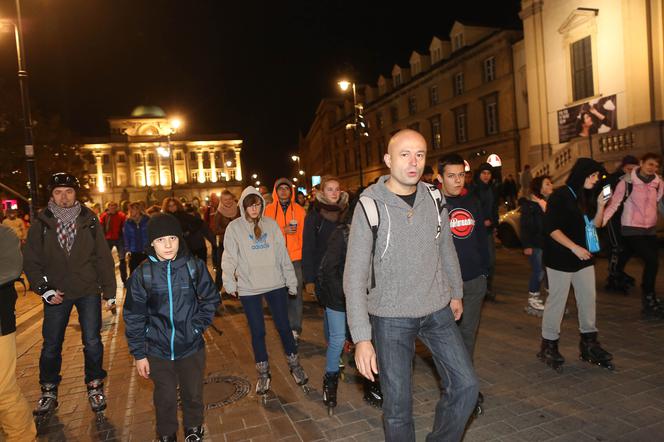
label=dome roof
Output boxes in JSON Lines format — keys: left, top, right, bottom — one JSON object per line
{"left": 130, "top": 105, "right": 166, "bottom": 118}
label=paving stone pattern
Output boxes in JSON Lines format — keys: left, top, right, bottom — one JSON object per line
{"left": 6, "top": 246, "right": 664, "bottom": 441}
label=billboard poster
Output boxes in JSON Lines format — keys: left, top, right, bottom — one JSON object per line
{"left": 557, "top": 94, "right": 617, "bottom": 144}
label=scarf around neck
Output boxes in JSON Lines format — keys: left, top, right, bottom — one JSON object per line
{"left": 48, "top": 200, "right": 81, "bottom": 254}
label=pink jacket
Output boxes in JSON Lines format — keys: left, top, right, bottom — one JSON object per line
{"left": 603, "top": 169, "right": 663, "bottom": 229}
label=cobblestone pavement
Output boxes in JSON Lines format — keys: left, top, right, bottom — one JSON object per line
{"left": 6, "top": 246, "right": 664, "bottom": 441}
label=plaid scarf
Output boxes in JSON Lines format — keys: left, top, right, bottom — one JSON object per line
{"left": 48, "top": 200, "right": 81, "bottom": 254}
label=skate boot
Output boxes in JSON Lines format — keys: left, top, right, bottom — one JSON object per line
{"left": 33, "top": 382, "right": 58, "bottom": 429}
{"left": 286, "top": 353, "right": 309, "bottom": 392}
{"left": 255, "top": 361, "right": 272, "bottom": 403}
{"left": 363, "top": 378, "right": 383, "bottom": 408}
{"left": 605, "top": 275, "right": 630, "bottom": 294}
{"left": 537, "top": 338, "right": 565, "bottom": 373}
{"left": 642, "top": 294, "right": 664, "bottom": 320}
{"left": 87, "top": 379, "right": 107, "bottom": 421}
{"left": 323, "top": 372, "right": 339, "bottom": 415}
{"left": 184, "top": 425, "right": 204, "bottom": 441}
{"left": 579, "top": 332, "right": 614, "bottom": 370}
{"left": 524, "top": 292, "right": 544, "bottom": 316}
{"left": 473, "top": 391, "right": 484, "bottom": 417}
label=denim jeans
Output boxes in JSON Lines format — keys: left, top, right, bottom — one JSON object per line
{"left": 240, "top": 287, "right": 297, "bottom": 363}
{"left": 372, "top": 306, "right": 479, "bottom": 442}
{"left": 528, "top": 248, "right": 544, "bottom": 293}
{"left": 39, "top": 294, "right": 107, "bottom": 385}
{"left": 324, "top": 308, "right": 346, "bottom": 373}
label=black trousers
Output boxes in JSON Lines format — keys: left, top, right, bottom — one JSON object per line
{"left": 622, "top": 235, "right": 659, "bottom": 295}
{"left": 148, "top": 349, "right": 205, "bottom": 436}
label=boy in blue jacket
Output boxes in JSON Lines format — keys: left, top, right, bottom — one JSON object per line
{"left": 123, "top": 213, "right": 219, "bottom": 442}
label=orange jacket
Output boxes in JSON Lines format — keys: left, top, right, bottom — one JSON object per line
{"left": 264, "top": 180, "right": 306, "bottom": 261}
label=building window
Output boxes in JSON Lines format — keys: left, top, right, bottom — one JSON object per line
{"left": 88, "top": 176, "right": 97, "bottom": 186}
{"left": 394, "top": 73, "right": 402, "bottom": 87}
{"left": 390, "top": 106, "right": 399, "bottom": 124}
{"left": 484, "top": 94, "right": 499, "bottom": 135}
{"left": 483, "top": 57, "right": 496, "bottom": 82}
{"left": 408, "top": 122, "right": 420, "bottom": 132}
{"left": 453, "top": 33, "right": 464, "bottom": 51}
{"left": 378, "top": 137, "right": 386, "bottom": 159}
{"left": 175, "top": 151, "right": 183, "bottom": 161}
{"left": 571, "top": 36, "right": 594, "bottom": 101}
{"left": 376, "top": 112, "right": 384, "bottom": 129}
{"left": 104, "top": 175, "right": 112, "bottom": 188}
{"left": 117, "top": 153, "right": 126, "bottom": 163}
{"left": 429, "top": 115, "right": 442, "bottom": 150}
{"left": 191, "top": 171, "right": 198, "bottom": 182}
{"left": 117, "top": 173, "right": 126, "bottom": 186}
{"left": 134, "top": 172, "right": 144, "bottom": 187}
{"left": 454, "top": 106, "right": 467, "bottom": 143}
{"left": 429, "top": 85, "right": 439, "bottom": 106}
{"left": 134, "top": 153, "right": 141, "bottom": 163}
{"left": 204, "top": 170, "right": 211, "bottom": 182}
{"left": 214, "top": 151, "right": 220, "bottom": 160}
{"left": 190, "top": 151, "right": 197, "bottom": 161}
{"left": 102, "top": 154, "right": 110, "bottom": 165}
{"left": 365, "top": 142, "right": 372, "bottom": 166}
{"left": 453, "top": 72, "right": 464, "bottom": 96}
{"left": 432, "top": 47, "right": 441, "bottom": 63}
{"left": 147, "top": 153, "right": 155, "bottom": 163}
{"left": 408, "top": 95, "right": 417, "bottom": 115}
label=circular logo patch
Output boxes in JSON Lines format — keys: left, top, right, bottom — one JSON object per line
{"left": 449, "top": 208, "right": 476, "bottom": 239}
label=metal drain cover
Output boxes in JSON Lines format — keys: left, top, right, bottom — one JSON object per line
{"left": 204, "top": 374, "right": 251, "bottom": 410}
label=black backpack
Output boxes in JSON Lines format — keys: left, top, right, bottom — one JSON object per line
{"left": 140, "top": 256, "right": 200, "bottom": 297}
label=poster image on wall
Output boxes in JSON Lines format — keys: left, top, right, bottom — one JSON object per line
{"left": 557, "top": 95, "right": 617, "bottom": 144}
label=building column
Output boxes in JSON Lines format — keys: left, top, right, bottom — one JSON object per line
{"left": 95, "top": 153, "right": 105, "bottom": 192}
{"left": 197, "top": 151, "right": 205, "bottom": 183}
{"left": 210, "top": 149, "right": 218, "bottom": 183}
{"left": 155, "top": 146, "right": 163, "bottom": 186}
{"left": 234, "top": 149, "right": 242, "bottom": 181}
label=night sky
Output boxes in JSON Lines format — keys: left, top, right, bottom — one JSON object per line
{"left": 0, "top": 0, "right": 521, "bottom": 186}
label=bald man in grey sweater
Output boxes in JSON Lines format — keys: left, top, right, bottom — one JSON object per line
{"left": 343, "top": 130, "right": 478, "bottom": 442}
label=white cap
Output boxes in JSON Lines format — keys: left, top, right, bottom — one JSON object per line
{"left": 487, "top": 154, "right": 502, "bottom": 168}
{"left": 463, "top": 160, "right": 471, "bottom": 172}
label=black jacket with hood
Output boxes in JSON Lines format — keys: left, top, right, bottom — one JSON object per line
{"left": 123, "top": 233, "right": 220, "bottom": 361}
{"left": 544, "top": 158, "right": 603, "bottom": 272}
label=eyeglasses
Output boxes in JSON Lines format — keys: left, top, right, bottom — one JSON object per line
{"left": 247, "top": 203, "right": 262, "bottom": 210}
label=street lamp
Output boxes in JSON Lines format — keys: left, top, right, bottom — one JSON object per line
{"left": 1, "top": 0, "right": 38, "bottom": 217}
{"left": 164, "top": 117, "right": 183, "bottom": 197}
{"left": 338, "top": 79, "right": 367, "bottom": 187}
{"left": 251, "top": 173, "right": 258, "bottom": 180}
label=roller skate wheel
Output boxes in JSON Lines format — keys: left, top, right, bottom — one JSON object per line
{"left": 261, "top": 394, "right": 268, "bottom": 405}
{"left": 327, "top": 406, "right": 334, "bottom": 416}
{"left": 474, "top": 404, "right": 483, "bottom": 416}
{"left": 301, "top": 385, "right": 312, "bottom": 394}
{"left": 95, "top": 412, "right": 106, "bottom": 424}
{"left": 554, "top": 364, "right": 564, "bottom": 374}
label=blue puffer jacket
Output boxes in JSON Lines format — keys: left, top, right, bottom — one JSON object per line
{"left": 123, "top": 215, "right": 150, "bottom": 253}
{"left": 123, "top": 250, "right": 220, "bottom": 361}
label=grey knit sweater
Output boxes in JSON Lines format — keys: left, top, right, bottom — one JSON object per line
{"left": 343, "top": 176, "right": 463, "bottom": 343}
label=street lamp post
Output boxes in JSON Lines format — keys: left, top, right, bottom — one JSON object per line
{"left": 166, "top": 118, "right": 181, "bottom": 197}
{"left": 1, "top": 0, "right": 38, "bottom": 217}
{"left": 338, "top": 80, "right": 366, "bottom": 188}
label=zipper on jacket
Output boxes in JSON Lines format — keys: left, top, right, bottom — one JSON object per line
{"left": 167, "top": 260, "right": 175, "bottom": 360}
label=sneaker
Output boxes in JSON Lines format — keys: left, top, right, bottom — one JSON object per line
{"left": 528, "top": 292, "right": 544, "bottom": 311}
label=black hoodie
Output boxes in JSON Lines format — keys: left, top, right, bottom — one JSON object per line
{"left": 544, "top": 158, "right": 603, "bottom": 272}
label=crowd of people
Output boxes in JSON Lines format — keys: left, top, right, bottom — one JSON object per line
{"left": 0, "top": 129, "right": 663, "bottom": 442}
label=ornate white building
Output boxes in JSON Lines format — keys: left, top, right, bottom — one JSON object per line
{"left": 81, "top": 106, "right": 244, "bottom": 205}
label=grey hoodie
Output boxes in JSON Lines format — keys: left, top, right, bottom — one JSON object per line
{"left": 222, "top": 186, "right": 298, "bottom": 297}
{"left": 343, "top": 176, "right": 463, "bottom": 343}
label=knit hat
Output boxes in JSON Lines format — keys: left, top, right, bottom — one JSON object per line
{"left": 477, "top": 162, "right": 493, "bottom": 174}
{"left": 620, "top": 155, "right": 639, "bottom": 168}
{"left": 147, "top": 213, "right": 183, "bottom": 244}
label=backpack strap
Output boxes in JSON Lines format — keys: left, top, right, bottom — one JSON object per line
{"left": 358, "top": 196, "right": 380, "bottom": 289}
{"left": 141, "top": 260, "right": 153, "bottom": 294}
{"left": 425, "top": 184, "right": 444, "bottom": 238}
{"left": 186, "top": 256, "right": 199, "bottom": 298}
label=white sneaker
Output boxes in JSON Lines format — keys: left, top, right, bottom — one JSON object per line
{"left": 528, "top": 292, "right": 544, "bottom": 311}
